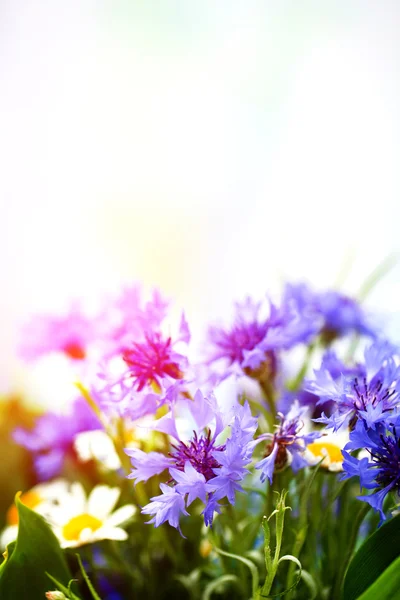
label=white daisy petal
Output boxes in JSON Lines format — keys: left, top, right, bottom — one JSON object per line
{"left": 106, "top": 504, "right": 136, "bottom": 527}
{"left": 87, "top": 486, "right": 120, "bottom": 520}
{"left": 68, "top": 482, "right": 87, "bottom": 514}
{"left": 0, "top": 525, "right": 18, "bottom": 549}
{"left": 97, "top": 526, "right": 128, "bottom": 541}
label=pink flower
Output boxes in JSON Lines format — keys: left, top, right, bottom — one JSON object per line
{"left": 19, "top": 303, "right": 95, "bottom": 361}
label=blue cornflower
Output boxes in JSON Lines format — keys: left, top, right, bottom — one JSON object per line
{"left": 283, "top": 282, "right": 379, "bottom": 341}
{"left": 126, "top": 391, "right": 258, "bottom": 531}
{"left": 342, "top": 416, "right": 400, "bottom": 522}
{"left": 280, "top": 349, "right": 362, "bottom": 418}
{"left": 307, "top": 341, "right": 400, "bottom": 431}
{"left": 254, "top": 402, "right": 321, "bottom": 484}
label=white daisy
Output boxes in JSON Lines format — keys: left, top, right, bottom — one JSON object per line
{"left": 47, "top": 483, "right": 136, "bottom": 548}
{"left": 305, "top": 430, "right": 349, "bottom": 472}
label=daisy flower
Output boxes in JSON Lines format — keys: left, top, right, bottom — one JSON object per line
{"left": 304, "top": 430, "right": 349, "bottom": 472}
{"left": 47, "top": 483, "right": 136, "bottom": 548}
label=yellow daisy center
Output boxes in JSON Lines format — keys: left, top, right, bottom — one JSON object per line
{"left": 307, "top": 441, "right": 343, "bottom": 465}
{"left": 62, "top": 513, "right": 103, "bottom": 541}
{"left": 7, "top": 491, "right": 42, "bottom": 526}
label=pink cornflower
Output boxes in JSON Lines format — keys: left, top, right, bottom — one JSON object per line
{"left": 19, "top": 303, "right": 95, "bottom": 361}
{"left": 94, "top": 313, "right": 191, "bottom": 420}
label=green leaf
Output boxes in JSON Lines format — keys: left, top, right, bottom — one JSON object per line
{"left": 0, "top": 493, "right": 71, "bottom": 600}
{"left": 202, "top": 575, "right": 242, "bottom": 600}
{"left": 355, "top": 555, "right": 400, "bottom": 600}
{"left": 214, "top": 546, "right": 259, "bottom": 598}
{"left": 342, "top": 513, "right": 400, "bottom": 600}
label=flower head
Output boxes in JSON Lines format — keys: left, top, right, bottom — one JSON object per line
{"left": 255, "top": 402, "right": 321, "bottom": 484}
{"left": 207, "top": 295, "right": 315, "bottom": 383}
{"left": 94, "top": 311, "right": 190, "bottom": 421}
{"left": 342, "top": 416, "right": 400, "bottom": 522}
{"left": 19, "top": 303, "right": 96, "bottom": 362}
{"left": 126, "top": 391, "right": 258, "bottom": 530}
{"left": 307, "top": 341, "right": 400, "bottom": 431}
{"left": 304, "top": 429, "right": 349, "bottom": 472}
{"left": 48, "top": 483, "right": 136, "bottom": 548}
{"left": 283, "top": 283, "right": 379, "bottom": 341}
{"left": 122, "top": 332, "right": 186, "bottom": 393}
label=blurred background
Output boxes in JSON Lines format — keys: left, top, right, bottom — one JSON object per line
{"left": 1, "top": 1, "right": 400, "bottom": 405}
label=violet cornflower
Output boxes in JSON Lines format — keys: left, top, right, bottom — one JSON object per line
{"left": 13, "top": 397, "right": 101, "bottom": 480}
{"left": 254, "top": 402, "right": 321, "bottom": 484}
{"left": 342, "top": 415, "right": 400, "bottom": 522}
{"left": 126, "top": 390, "right": 258, "bottom": 531}
{"left": 307, "top": 341, "right": 400, "bottom": 431}
{"left": 206, "top": 295, "right": 315, "bottom": 383}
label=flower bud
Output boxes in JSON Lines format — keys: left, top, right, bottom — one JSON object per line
{"left": 45, "top": 591, "right": 66, "bottom": 600}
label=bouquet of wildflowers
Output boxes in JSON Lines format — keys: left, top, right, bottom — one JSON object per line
{"left": 1, "top": 274, "right": 400, "bottom": 600}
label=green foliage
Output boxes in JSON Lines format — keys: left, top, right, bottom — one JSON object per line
{"left": 355, "top": 555, "right": 400, "bottom": 600}
{"left": 342, "top": 513, "right": 400, "bottom": 600}
{"left": 0, "top": 494, "right": 71, "bottom": 600}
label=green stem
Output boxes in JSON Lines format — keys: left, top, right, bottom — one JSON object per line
{"left": 260, "top": 491, "right": 290, "bottom": 597}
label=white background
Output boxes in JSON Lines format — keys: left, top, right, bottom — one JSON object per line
{"left": 1, "top": 1, "right": 399, "bottom": 404}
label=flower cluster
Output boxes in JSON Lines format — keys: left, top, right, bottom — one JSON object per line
{"left": 6, "top": 277, "right": 397, "bottom": 600}
{"left": 307, "top": 341, "right": 400, "bottom": 431}
{"left": 306, "top": 338, "right": 400, "bottom": 521}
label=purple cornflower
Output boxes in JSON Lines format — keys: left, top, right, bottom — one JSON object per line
{"left": 254, "top": 402, "right": 321, "bottom": 484}
{"left": 307, "top": 341, "right": 400, "bottom": 431}
{"left": 283, "top": 282, "right": 379, "bottom": 341}
{"left": 206, "top": 295, "right": 315, "bottom": 383}
{"left": 342, "top": 415, "right": 400, "bottom": 522}
{"left": 126, "top": 391, "right": 258, "bottom": 531}
{"left": 13, "top": 397, "right": 102, "bottom": 480}
{"left": 122, "top": 332, "right": 186, "bottom": 393}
